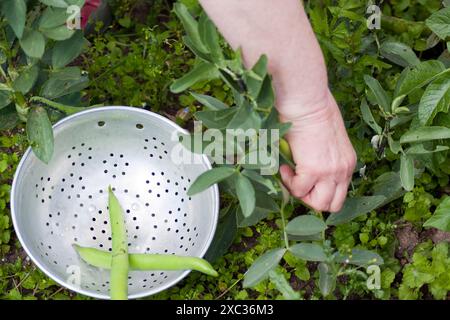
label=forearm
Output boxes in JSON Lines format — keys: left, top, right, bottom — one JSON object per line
{"left": 199, "top": 0, "right": 330, "bottom": 119}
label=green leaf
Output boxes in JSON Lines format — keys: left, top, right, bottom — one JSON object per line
{"left": 237, "top": 191, "right": 279, "bottom": 227}
{"left": 198, "top": 12, "right": 222, "bottom": 60}
{"left": 170, "top": 62, "right": 218, "bottom": 93}
{"left": 188, "top": 167, "right": 235, "bottom": 195}
{"left": 39, "top": 0, "right": 68, "bottom": 8}
{"left": 334, "top": 249, "right": 384, "bottom": 266}
{"left": 26, "top": 107, "right": 54, "bottom": 164}
{"left": 256, "top": 75, "right": 275, "bottom": 109}
{"left": 41, "top": 26, "right": 75, "bottom": 41}
{"left": 244, "top": 55, "right": 268, "bottom": 99}
{"left": 41, "top": 68, "right": 89, "bottom": 99}
{"left": 52, "top": 31, "right": 86, "bottom": 68}
{"left": 290, "top": 243, "right": 327, "bottom": 262}
{"left": 243, "top": 248, "right": 286, "bottom": 288}
{"left": 326, "top": 196, "right": 386, "bottom": 226}
{"left": 426, "top": 7, "right": 450, "bottom": 40}
{"left": 286, "top": 215, "right": 327, "bottom": 236}
{"left": 204, "top": 207, "right": 237, "bottom": 263}
{"left": 400, "top": 126, "right": 450, "bottom": 144}
{"left": 400, "top": 154, "right": 415, "bottom": 191}
{"left": 364, "top": 75, "right": 391, "bottom": 113}
{"left": 318, "top": 262, "right": 335, "bottom": 297}
{"left": 19, "top": 30, "right": 46, "bottom": 59}
{"left": 360, "top": 98, "right": 382, "bottom": 134}
{"left": 0, "top": 106, "right": 18, "bottom": 130}
{"left": 173, "top": 3, "right": 209, "bottom": 55}
{"left": 190, "top": 92, "right": 228, "bottom": 110}
{"left": 393, "top": 60, "right": 448, "bottom": 109}
{"left": 380, "top": 41, "right": 420, "bottom": 67}
{"left": 227, "top": 102, "right": 262, "bottom": 130}
{"left": 241, "top": 169, "right": 277, "bottom": 194}
{"left": 418, "top": 76, "right": 450, "bottom": 125}
{"left": 268, "top": 269, "right": 300, "bottom": 300}
{"left": 0, "top": 91, "right": 12, "bottom": 109}
{"left": 39, "top": 7, "right": 68, "bottom": 29}
{"left": 2, "top": 0, "right": 26, "bottom": 39}
{"left": 235, "top": 174, "right": 255, "bottom": 218}
{"left": 406, "top": 144, "right": 449, "bottom": 154}
{"left": 13, "top": 65, "right": 39, "bottom": 94}
{"left": 424, "top": 196, "right": 450, "bottom": 232}
{"left": 194, "top": 108, "right": 236, "bottom": 129}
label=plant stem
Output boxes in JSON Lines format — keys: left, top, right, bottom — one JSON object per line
{"left": 280, "top": 203, "right": 290, "bottom": 250}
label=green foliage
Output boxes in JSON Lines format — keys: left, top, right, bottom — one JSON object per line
{"left": 399, "top": 241, "right": 450, "bottom": 300}
{"left": 0, "top": 1, "right": 89, "bottom": 163}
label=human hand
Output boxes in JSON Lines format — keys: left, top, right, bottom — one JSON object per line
{"left": 279, "top": 92, "right": 357, "bottom": 213}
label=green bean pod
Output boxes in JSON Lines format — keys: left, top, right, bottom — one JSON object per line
{"left": 108, "top": 187, "right": 129, "bottom": 300}
{"left": 74, "top": 245, "right": 218, "bottom": 277}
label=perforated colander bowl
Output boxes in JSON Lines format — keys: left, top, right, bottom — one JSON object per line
{"left": 11, "top": 106, "right": 219, "bottom": 299}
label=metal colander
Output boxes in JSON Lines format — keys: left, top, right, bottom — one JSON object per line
{"left": 11, "top": 106, "right": 219, "bottom": 299}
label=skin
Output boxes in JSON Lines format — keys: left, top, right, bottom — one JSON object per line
{"left": 199, "top": 0, "right": 357, "bottom": 212}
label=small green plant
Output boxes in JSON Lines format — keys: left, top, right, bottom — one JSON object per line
{"left": 399, "top": 241, "right": 450, "bottom": 300}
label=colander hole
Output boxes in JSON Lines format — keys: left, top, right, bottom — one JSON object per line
{"left": 98, "top": 121, "right": 105, "bottom": 127}
{"left": 136, "top": 124, "right": 144, "bottom": 129}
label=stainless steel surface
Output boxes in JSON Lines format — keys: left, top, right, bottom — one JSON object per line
{"left": 11, "top": 106, "right": 219, "bottom": 299}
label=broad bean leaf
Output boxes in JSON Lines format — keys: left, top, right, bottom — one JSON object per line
{"left": 39, "top": 0, "right": 68, "bottom": 8}
{"left": 194, "top": 108, "right": 236, "bottom": 129}
{"left": 235, "top": 174, "right": 255, "bottom": 218}
{"left": 170, "top": 61, "right": 218, "bottom": 93}
{"left": 26, "top": 107, "right": 54, "bottom": 164}
{"left": 173, "top": 3, "right": 209, "bottom": 55}
{"left": 237, "top": 190, "right": 279, "bottom": 227}
{"left": 19, "top": 30, "right": 45, "bottom": 59}
{"left": 372, "top": 171, "right": 405, "bottom": 205}
{"left": 243, "top": 248, "right": 286, "bottom": 288}
{"left": 198, "top": 12, "right": 222, "bottom": 60}
{"left": 326, "top": 196, "right": 386, "bottom": 225}
{"left": 187, "top": 167, "right": 235, "bottom": 195}
{"left": 2, "top": 0, "right": 26, "bottom": 39}
{"left": 52, "top": 31, "right": 87, "bottom": 68}
{"left": 406, "top": 144, "right": 449, "bottom": 154}
{"left": 268, "top": 269, "right": 301, "bottom": 300}
{"left": 400, "top": 154, "right": 415, "bottom": 191}
{"left": 286, "top": 215, "right": 327, "bottom": 236}
{"left": 290, "top": 243, "right": 327, "bottom": 262}
{"left": 0, "top": 91, "right": 12, "bottom": 109}
{"left": 334, "top": 249, "right": 384, "bottom": 266}
{"left": 318, "top": 262, "right": 335, "bottom": 297}
{"left": 13, "top": 65, "right": 39, "bottom": 94}
{"left": 190, "top": 92, "right": 228, "bottom": 110}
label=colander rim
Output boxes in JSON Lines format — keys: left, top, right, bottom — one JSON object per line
{"left": 10, "top": 106, "right": 220, "bottom": 300}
